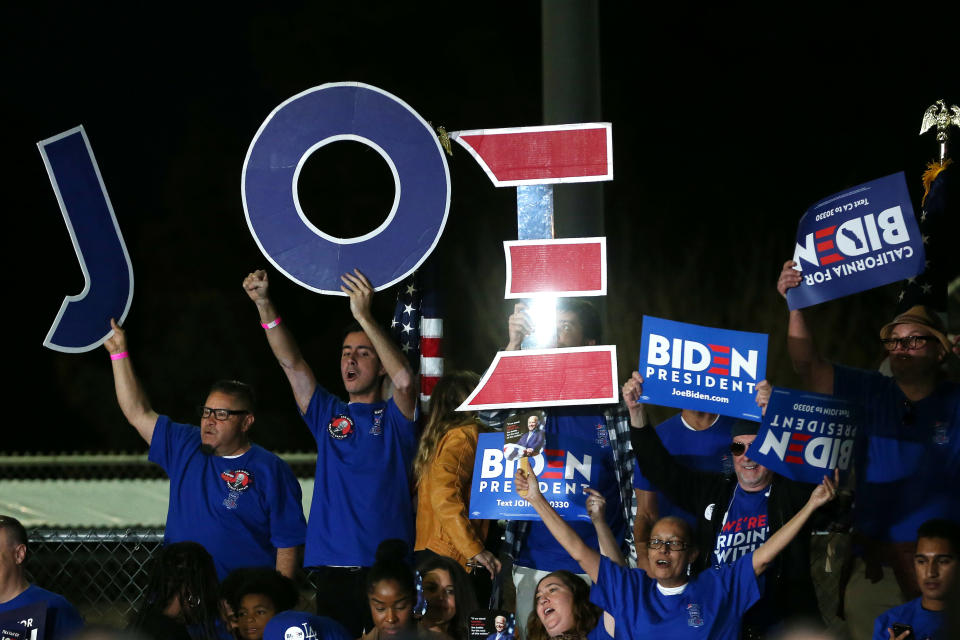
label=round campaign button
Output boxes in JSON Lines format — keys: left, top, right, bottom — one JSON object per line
{"left": 328, "top": 415, "right": 355, "bottom": 440}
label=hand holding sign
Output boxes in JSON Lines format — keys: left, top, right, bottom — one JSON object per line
{"left": 777, "top": 261, "right": 802, "bottom": 299}
{"left": 507, "top": 302, "right": 534, "bottom": 350}
{"left": 514, "top": 465, "right": 541, "bottom": 502}
{"left": 755, "top": 380, "right": 772, "bottom": 416}
{"left": 807, "top": 468, "right": 839, "bottom": 511}
{"left": 621, "top": 371, "right": 647, "bottom": 428}
{"left": 340, "top": 269, "right": 376, "bottom": 322}
{"left": 104, "top": 318, "right": 127, "bottom": 356}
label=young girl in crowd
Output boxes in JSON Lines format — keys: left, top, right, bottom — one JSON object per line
{"left": 221, "top": 567, "right": 299, "bottom": 640}
{"left": 417, "top": 555, "right": 478, "bottom": 640}
{"left": 413, "top": 371, "right": 500, "bottom": 585}
{"left": 361, "top": 540, "right": 427, "bottom": 640}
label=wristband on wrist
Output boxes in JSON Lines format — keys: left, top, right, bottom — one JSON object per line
{"left": 110, "top": 351, "right": 129, "bottom": 361}
{"left": 261, "top": 317, "right": 282, "bottom": 330}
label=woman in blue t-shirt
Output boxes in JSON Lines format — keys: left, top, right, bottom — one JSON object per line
{"left": 514, "top": 467, "right": 837, "bottom": 640}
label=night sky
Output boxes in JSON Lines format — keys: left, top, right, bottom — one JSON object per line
{"left": 5, "top": 4, "right": 955, "bottom": 454}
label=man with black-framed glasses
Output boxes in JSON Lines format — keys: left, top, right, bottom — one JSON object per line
{"left": 103, "top": 319, "right": 306, "bottom": 580}
{"left": 778, "top": 262, "right": 959, "bottom": 640}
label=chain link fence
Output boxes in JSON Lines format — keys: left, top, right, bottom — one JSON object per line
{"left": 25, "top": 528, "right": 165, "bottom": 627}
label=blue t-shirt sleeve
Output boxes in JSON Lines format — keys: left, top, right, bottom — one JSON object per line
{"left": 385, "top": 396, "right": 418, "bottom": 455}
{"left": 147, "top": 416, "right": 196, "bottom": 475}
{"left": 632, "top": 466, "right": 654, "bottom": 491}
{"left": 302, "top": 385, "right": 341, "bottom": 440}
{"left": 872, "top": 611, "right": 891, "bottom": 640}
{"left": 724, "top": 551, "right": 763, "bottom": 617}
{"left": 268, "top": 457, "right": 307, "bottom": 549}
{"left": 590, "top": 556, "right": 643, "bottom": 626}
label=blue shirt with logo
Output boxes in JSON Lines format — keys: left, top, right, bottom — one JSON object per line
{"left": 633, "top": 414, "right": 734, "bottom": 529}
{"left": 834, "top": 366, "right": 960, "bottom": 542}
{"left": 591, "top": 553, "right": 761, "bottom": 640}
{"left": 0, "top": 585, "right": 84, "bottom": 640}
{"left": 873, "top": 598, "right": 945, "bottom": 640}
{"left": 516, "top": 407, "right": 625, "bottom": 573}
{"left": 302, "top": 386, "right": 417, "bottom": 567}
{"left": 149, "top": 417, "right": 307, "bottom": 579}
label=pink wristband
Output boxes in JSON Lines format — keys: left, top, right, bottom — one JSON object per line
{"left": 110, "top": 351, "right": 129, "bottom": 361}
{"left": 261, "top": 317, "right": 282, "bottom": 330}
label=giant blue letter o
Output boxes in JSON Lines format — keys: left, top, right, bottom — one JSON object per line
{"left": 242, "top": 82, "right": 451, "bottom": 294}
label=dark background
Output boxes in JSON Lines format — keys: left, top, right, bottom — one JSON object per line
{"left": 4, "top": 4, "right": 955, "bottom": 453}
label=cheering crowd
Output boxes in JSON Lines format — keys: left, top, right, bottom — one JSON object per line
{"left": 1, "top": 263, "right": 957, "bottom": 640}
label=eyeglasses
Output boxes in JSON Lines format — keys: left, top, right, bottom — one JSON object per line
{"left": 881, "top": 335, "right": 936, "bottom": 351}
{"left": 730, "top": 441, "right": 751, "bottom": 456}
{"left": 648, "top": 538, "right": 689, "bottom": 551}
{"left": 199, "top": 406, "right": 249, "bottom": 421}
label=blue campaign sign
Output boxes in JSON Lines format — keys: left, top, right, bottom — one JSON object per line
{"left": 38, "top": 126, "right": 133, "bottom": 353}
{"left": 750, "top": 387, "right": 860, "bottom": 484}
{"left": 0, "top": 600, "right": 47, "bottom": 639}
{"left": 786, "top": 172, "right": 925, "bottom": 310}
{"left": 638, "top": 316, "right": 768, "bottom": 421}
{"left": 243, "top": 82, "right": 451, "bottom": 295}
{"left": 469, "top": 432, "right": 602, "bottom": 521}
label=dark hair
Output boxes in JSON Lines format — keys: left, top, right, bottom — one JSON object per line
{"left": 557, "top": 299, "right": 601, "bottom": 344}
{"left": 367, "top": 539, "right": 415, "bottom": 599}
{"left": 526, "top": 571, "right": 601, "bottom": 640}
{"left": 130, "top": 542, "right": 221, "bottom": 640}
{"left": 0, "top": 515, "right": 28, "bottom": 558}
{"left": 918, "top": 518, "right": 960, "bottom": 554}
{"left": 222, "top": 567, "right": 299, "bottom": 614}
{"left": 416, "top": 555, "right": 479, "bottom": 640}
{"left": 412, "top": 371, "right": 482, "bottom": 483}
{"left": 207, "top": 379, "right": 256, "bottom": 413}
{"left": 341, "top": 321, "right": 370, "bottom": 346}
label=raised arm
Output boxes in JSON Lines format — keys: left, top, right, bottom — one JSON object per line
{"left": 632, "top": 489, "right": 657, "bottom": 573}
{"left": 752, "top": 469, "right": 837, "bottom": 576}
{"left": 777, "top": 261, "right": 834, "bottom": 394}
{"left": 104, "top": 319, "right": 160, "bottom": 444}
{"left": 243, "top": 269, "right": 318, "bottom": 414}
{"left": 340, "top": 269, "right": 416, "bottom": 420}
{"left": 514, "top": 468, "right": 600, "bottom": 581}
{"left": 586, "top": 488, "right": 627, "bottom": 567}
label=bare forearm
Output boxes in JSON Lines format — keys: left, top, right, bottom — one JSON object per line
{"left": 255, "top": 299, "right": 316, "bottom": 412}
{"left": 786, "top": 309, "right": 833, "bottom": 394}
{"left": 354, "top": 311, "right": 416, "bottom": 416}
{"left": 593, "top": 515, "right": 626, "bottom": 567}
{"left": 275, "top": 546, "right": 300, "bottom": 578}
{"left": 112, "top": 357, "right": 158, "bottom": 443}
{"left": 527, "top": 493, "right": 600, "bottom": 581}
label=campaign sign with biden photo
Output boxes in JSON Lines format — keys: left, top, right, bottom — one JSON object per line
{"left": 749, "top": 387, "right": 861, "bottom": 484}
{"left": 786, "top": 172, "right": 925, "bottom": 310}
{"left": 638, "top": 316, "right": 768, "bottom": 421}
{"left": 469, "top": 432, "right": 605, "bottom": 521}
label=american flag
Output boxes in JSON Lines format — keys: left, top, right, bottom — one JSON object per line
{"left": 391, "top": 269, "right": 443, "bottom": 408}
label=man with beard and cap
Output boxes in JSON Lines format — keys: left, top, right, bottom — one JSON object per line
{"left": 778, "top": 263, "right": 960, "bottom": 640}
{"left": 623, "top": 373, "right": 825, "bottom": 639}
{"left": 103, "top": 320, "right": 306, "bottom": 580}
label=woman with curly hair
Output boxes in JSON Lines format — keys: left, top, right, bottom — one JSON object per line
{"left": 413, "top": 371, "right": 500, "bottom": 583}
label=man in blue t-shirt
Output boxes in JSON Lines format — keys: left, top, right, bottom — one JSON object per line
{"left": 104, "top": 322, "right": 306, "bottom": 581}
{"left": 779, "top": 263, "right": 959, "bottom": 640}
{"left": 0, "top": 515, "right": 84, "bottom": 640}
{"left": 244, "top": 268, "right": 418, "bottom": 638}
{"left": 632, "top": 410, "right": 734, "bottom": 557}
{"left": 873, "top": 519, "right": 958, "bottom": 640}
{"left": 493, "top": 299, "right": 635, "bottom": 636}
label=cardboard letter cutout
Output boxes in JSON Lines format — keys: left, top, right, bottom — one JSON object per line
{"left": 38, "top": 126, "right": 133, "bottom": 353}
{"left": 243, "top": 82, "right": 451, "bottom": 294}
